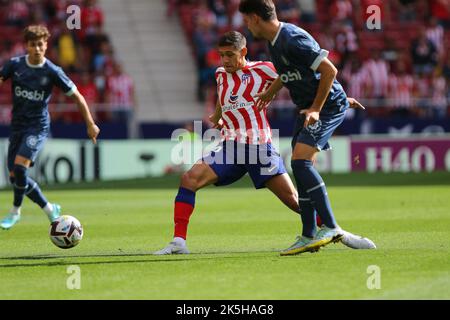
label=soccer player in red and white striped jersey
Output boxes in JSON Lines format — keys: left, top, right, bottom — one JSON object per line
{"left": 154, "top": 31, "right": 299, "bottom": 255}
{"left": 215, "top": 58, "right": 277, "bottom": 144}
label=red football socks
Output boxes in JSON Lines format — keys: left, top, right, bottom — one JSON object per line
{"left": 174, "top": 201, "right": 194, "bottom": 239}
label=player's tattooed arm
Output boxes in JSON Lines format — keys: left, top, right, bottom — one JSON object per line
{"left": 255, "top": 76, "right": 283, "bottom": 111}
{"left": 71, "top": 89, "right": 100, "bottom": 144}
{"left": 209, "top": 99, "right": 223, "bottom": 129}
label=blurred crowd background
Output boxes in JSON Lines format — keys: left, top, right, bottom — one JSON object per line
{"left": 0, "top": 0, "right": 134, "bottom": 126}
{"left": 1, "top": 0, "right": 450, "bottom": 138}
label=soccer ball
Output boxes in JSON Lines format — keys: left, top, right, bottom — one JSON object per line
{"left": 49, "top": 215, "right": 83, "bottom": 249}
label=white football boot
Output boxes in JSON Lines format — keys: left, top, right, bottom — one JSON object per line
{"left": 341, "top": 230, "right": 376, "bottom": 249}
{"left": 153, "top": 237, "right": 190, "bottom": 255}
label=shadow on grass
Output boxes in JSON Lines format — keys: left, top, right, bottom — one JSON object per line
{"left": 0, "top": 250, "right": 282, "bottom": 268}
{"left": 1, "top": 172, "right": 449, "bottom": 192}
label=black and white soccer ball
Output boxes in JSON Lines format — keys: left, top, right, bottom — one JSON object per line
{"left": 49, "top": 215, "right": 83, "bottom": 249}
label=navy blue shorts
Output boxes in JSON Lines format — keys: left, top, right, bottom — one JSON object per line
{"left": 202, "top": 140, "right": 287, "bottom": 189}
{"left": 8, "top": 130, "right": 48, "bottom": 171}
{"left": 292, "top": 109, "right": 347, "bottom": 151}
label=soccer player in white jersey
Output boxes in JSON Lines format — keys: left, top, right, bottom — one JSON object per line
{"left": 155, "top": 31, "right": 375, "bottom": 255}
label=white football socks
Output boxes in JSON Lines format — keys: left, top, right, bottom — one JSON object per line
{"left": 10, "top": 206, "right": 21, "bottom": 215}
{"left": 43, "top": 202, "right": 54, "bottom": 215}
{"left": 173, "top": 237, "right": 186, "bottom": 246}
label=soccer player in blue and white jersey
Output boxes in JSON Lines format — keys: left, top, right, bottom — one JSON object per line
{"left": 239, "top": 0, "right": 368, "bottom": 255}
{"left": 0, "top": 25, "right": 100, "bottom": 230}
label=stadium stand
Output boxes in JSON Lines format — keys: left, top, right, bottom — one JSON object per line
{"left": 0, "top": 0, "right": 138, "bottom": 138}
{"left": 1, "top": 0, "right": 450, "bottom": 138}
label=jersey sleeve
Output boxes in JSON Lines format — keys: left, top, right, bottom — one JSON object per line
{"left": 256, "top": 62, "right": 278, "bottom": 81}
{"left": 215, "top": 67, "right": 225, "bottom": 84}
{"left": 52, "top": 67, "right": 77, "bottom": 96}
{"left": 0, "top": 58, "right": 16, "bottom": 80}
{"left": 287, "top": 35, "right": 329, "bottom": 72}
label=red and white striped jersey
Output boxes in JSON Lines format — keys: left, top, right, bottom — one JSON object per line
{"left": 431, "top": 76, "right": 447, "bottom": 108}
{"left": 215, "top": 61, "right": 278, "bottom": 145}
{"left": 389, "top": 74, "right": 414, "bottom": 108}
{"left": 107, "top": 74, "right": 134, "bottom": 109}
{"left": 346, "top": 69, "right": 370, "bottom": 99}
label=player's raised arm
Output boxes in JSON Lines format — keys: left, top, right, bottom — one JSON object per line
{"left": 70, "top": 89, "right": 100, "bottom": 144}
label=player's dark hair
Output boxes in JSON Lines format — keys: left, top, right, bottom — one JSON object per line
{"left": 239, "top": 0, "right": 277, "bottom": 21}
{"left": 23, "top": 25, "right": 51, "bottom": 42}
{"left": 218, "top": 31, "right": 247, "bottom": 50}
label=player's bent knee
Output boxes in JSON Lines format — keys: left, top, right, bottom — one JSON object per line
{"left": 13, "top": 165, "right": 28, "bottom": 188}
{"left": 292, "top": 143, "right": 318, "bottom": 161}
{"left": 180, "top": 170, "right": 202, "bottom": 191}
{"left": 13, "top": 165, "right": 27, "bottom": 177}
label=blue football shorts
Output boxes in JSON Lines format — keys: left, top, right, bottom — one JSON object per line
{"left": 202, "top": 140, "right": 287, "bottom": 189}
{"left": 8, "top": 130, "right": 48, "bottom": 171}
{"left": 292, "top": 108, "right": 347, "bottom": 151}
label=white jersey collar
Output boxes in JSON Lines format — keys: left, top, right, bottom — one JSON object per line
{"left": 26, "top": 55, "right": 46, "bottom": 68}
{"left": 271, "top": 22, "right": 284, "bottom": 46}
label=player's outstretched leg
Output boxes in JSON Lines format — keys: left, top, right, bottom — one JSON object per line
{"left": 1, "top": 165, "right": 27, "bottom": 230}
{"left": 154, "top": 162, "right": 218, "bottom": 255}
{"left": 1, "top": 174, "right": 61, "bottom": 230}
{"left": 24, "top": 176, "right": 61, "bottom": 222}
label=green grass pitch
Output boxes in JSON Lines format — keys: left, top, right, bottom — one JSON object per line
{"left": 0, "top": 173, "right": 449, "bottom": 300}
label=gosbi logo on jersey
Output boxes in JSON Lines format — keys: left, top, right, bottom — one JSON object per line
{"left": 14, "top": 86, "right": 45, "bottom": 102}
{"left": 280, "top": 70, "right": 302, "bottom": 83}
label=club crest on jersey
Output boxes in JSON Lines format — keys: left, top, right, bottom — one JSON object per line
{"left": 241, "top": 73, "right": 251, "bottom": 85}
{"left": 40, "top": 77, "right": 49, "bottom": 86}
